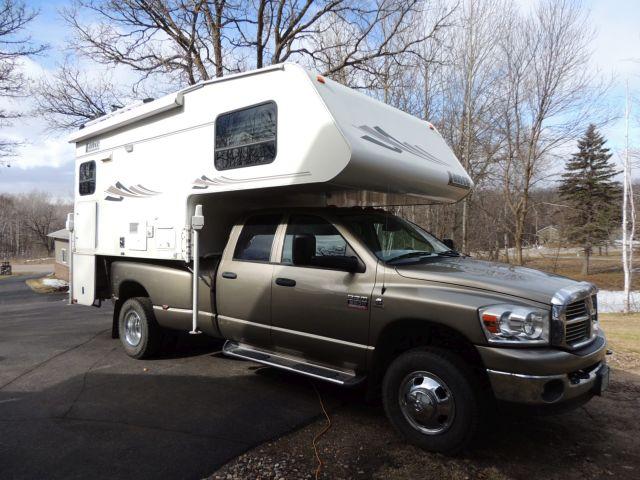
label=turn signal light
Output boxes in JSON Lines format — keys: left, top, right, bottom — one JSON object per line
{"left": 482, "top": 312, "right": 499, "bottom": 333}
{"left": 316, "top": 75, "right": 325, "bottom": 84}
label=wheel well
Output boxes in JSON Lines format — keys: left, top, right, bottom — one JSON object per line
{"left": 369, "top": 319, "right": 486, "bottom": 393}
{"left": 118, "top": 280, "right": 150, "bottom": 302}
{"left": 112, "top": 281, "right": 150, "bottom": 339}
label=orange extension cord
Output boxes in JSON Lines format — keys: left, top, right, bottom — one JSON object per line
{"left": 311, "top": 381, "right": 332, "bottom": 480}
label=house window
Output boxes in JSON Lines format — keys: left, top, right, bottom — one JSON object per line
{"left": 60, "top": 248, "right": 67, "bottom": 264}
{"left": 79, "top": 161, "right": 96, "bottom": 196}
{"left": 215, "top": 102, "right": 277, "bottom": 170}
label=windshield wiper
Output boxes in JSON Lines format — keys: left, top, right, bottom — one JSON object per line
{"left": 437, "top": 250, "right": 460, "bottom": 257}
{"left": 386, "top": 251, "right": 435, "bottom": 263}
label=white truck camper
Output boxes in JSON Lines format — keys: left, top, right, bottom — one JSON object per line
{"left": 68, "top": 63, "right": 472, "bottom": 308}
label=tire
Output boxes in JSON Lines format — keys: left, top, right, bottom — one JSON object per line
{"left": 382, "top": 347, "right": 479, "bottom": 454}
{"left": 118, "top": 297, "right": 162, "bottom": 359}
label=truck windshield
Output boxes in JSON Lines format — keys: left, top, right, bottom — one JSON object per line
{"left": 339, "top": 212, "right": 452, "bottom": 264}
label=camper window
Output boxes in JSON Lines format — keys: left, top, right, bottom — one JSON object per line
{"left": 215, "top": 101, "right": 277, "bottom": 170}
{"left": 79, "top": 160, "right": 96, "bottom": 196}
{"left": 233, "top": 214, "right": 281, "bottom": 262}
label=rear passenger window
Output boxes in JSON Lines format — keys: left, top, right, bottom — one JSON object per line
{"left": 79, "top": 161, "right": 96, "bottom": 196}
{"left": 215, "top": 102, "right": 277, "bottom": 171}
{"left": 234, "top": 214, "right": 281, "bottom": 262}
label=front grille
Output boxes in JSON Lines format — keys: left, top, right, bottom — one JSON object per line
{"left": 564, "top": 299, "right": 592, "bottom": 345}
{"left": 565, "top": 318, "right": 591, "bottom": 344}
{"left": 566, "top": 300, "right": 588, "bottom": 320}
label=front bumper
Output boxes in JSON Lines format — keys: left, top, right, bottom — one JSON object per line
{"left": 478, "top": 330, "right": 608, "bottom": 405}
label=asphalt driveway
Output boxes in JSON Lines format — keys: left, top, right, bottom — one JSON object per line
{"left": 0, "top": 275, "right": 330, "bottom": 480}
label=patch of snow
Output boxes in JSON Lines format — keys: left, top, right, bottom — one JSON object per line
{"left": 42, "top": 278, "right": 68, "bottom": 288}
{"left": 597, "top": 290, "right": 640, "bottom": 313}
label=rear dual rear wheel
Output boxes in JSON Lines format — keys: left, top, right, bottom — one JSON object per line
{"left": 118, "top": 297, "right": 162, "bottom": 359}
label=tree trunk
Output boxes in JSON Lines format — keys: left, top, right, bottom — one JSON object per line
{"left": 582, "top": 246, "right": 590, "bottom": 275}
{"left": 461, "top": 197, "right": 469, "bottom": 253}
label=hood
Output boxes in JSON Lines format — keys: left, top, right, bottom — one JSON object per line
{"left": 396, "top": 257, "right": 580, "bottom": 305}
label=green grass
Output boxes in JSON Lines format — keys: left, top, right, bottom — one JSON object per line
{"left": 600, "top": 313, "right": 640, "bottom": 374}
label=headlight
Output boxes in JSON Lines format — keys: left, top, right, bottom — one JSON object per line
{"left": 479, "top": 304, "right": 550, "bottom": 344}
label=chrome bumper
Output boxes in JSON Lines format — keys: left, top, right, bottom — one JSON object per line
{"left": 487, "top": 361, "right": 609, "bottom": 405}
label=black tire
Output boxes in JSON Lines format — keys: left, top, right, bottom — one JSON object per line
{"left": 118, "top": 297, "right": 162, "bottom": 359}
{"left": 382, "top": 347, "right": 479, "bottom": 454}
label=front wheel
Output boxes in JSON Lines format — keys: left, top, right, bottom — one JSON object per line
{"left": 382, "top": 347, "right": 479, "bottom": 454}
{"left": 118, "top": 297, "right": 162, "bottom": 359}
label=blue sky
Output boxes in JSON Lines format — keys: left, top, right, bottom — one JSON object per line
{"left": 0, "top": 0, "right": 638, "bottom": 199}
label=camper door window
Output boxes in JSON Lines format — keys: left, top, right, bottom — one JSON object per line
{"left": 215, "top": 101, "right": 277, "bottom": 170}
{"left": 79, "top": 160, "right": 96, "bottom": 196}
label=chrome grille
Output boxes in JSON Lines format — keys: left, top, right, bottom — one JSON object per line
{"left": 565, "top": 300, "right": 588, "bottom": 321}
{"left": 564, "top": 297, "right": 594, "bottom": 346}
{"left": 552, "top": 284, "right": 598, "bottom": 349}
{"left": 565, "top": 317, "right": 591, "bottom": 344}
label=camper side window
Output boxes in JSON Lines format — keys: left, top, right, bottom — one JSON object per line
{"left": 79, "top": 161, "right": 96, "bottom": 196}
{"left": 233, "top": 214, "right": 281, "bottom": 262}
{"left": 215, "top": 102, "right": 277, "bottom": 170}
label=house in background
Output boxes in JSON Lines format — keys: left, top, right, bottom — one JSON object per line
{"left": 536, "top": 225, "right": 561, "bottom": 246}
{"left": 47, "top": 229, "right": 69, "bottom": 281}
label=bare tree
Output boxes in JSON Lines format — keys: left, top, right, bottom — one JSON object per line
{"left": 622, "top": 81, "right": 635, "bottom": 313}
{"left": 34, "top": 61, "right": 129, "bottom": 131}
{"left": 0, "top": 0, "right": 45, "bottom": 165}
{"left": 0, "top": 192, "right": 70, "bottom": 258}
{"left": 36, "top": 0, "right": 455, "bottom": 131}
{"left": 438, "top": 0, "right": 508, "bottom": 251}
{"left": 497, "top": 0, "right": 605, "bottom": 265}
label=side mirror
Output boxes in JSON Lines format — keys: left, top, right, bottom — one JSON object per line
{"left": 310, "top": 255, "right": 360, "bottom": 273}
{"left": 442, "top": 238, "right": 455, "bottom": 251}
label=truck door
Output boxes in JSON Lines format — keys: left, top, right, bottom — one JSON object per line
{"left": 216, "top": 214, "right": 282, "bottom": 348}
{"left": 270, "top": 214, "right": 375, "bottom": 371}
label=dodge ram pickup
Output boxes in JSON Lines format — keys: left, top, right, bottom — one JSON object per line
{"left": 109, "top": 207, "right": 608, "bottom": 453}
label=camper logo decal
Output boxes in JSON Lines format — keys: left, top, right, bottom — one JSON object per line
{"left": 192, "top": 172, "right": 311, "bottom": 190}
{"left": 355, "top": 125, "right": 447, "bottom": 166}
{"left": 105, "top": 182, "right": 161, "bottom": 201}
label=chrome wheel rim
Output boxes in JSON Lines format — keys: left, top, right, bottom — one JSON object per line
{"left": 399, "top": 371, "right": 455, "bottom": 435}
{"left": 124, "top": 310, "right": 142, "bottom": 347}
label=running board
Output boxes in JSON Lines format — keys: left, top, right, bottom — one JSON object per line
{"left": 222, "top": 341, "right": 365, "bottom": 386}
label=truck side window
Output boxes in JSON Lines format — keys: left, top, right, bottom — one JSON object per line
{"left": 78, "top": 160, "right": 96, "bottom": 196}
{"left": 215, "top": 101, "right": 277, "bottom": 171}
{"left": 282, "top": 215, "right": 355, "bottom": 266}
{"left": 233, "top": 214, "right": 281, "bottom": 262}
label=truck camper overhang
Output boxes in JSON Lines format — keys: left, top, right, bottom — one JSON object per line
{"left": 69, "top": 62, "right": 472, "bottom": 207}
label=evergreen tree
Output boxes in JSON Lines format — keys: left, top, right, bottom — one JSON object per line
{"left": 559, "top": 124, "right": 621, "bottom": 275}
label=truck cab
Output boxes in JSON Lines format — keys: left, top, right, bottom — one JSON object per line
{"left": 110, "top": 207, "right": 608, "bottom": 453}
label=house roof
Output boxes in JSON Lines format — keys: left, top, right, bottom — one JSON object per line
{"left": 48, "top": 229, "right": 70, "bottom": 240}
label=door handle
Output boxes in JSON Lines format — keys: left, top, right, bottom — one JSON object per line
{"left": 221, "top": 271, "right": 237, "bottom": 279}
{"left": 275, "top": 277, "right": 296, "bottom": 287}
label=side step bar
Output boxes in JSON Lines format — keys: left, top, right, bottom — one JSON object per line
{"left": 222, "top": 341, "right": 365, "bottom": 387}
